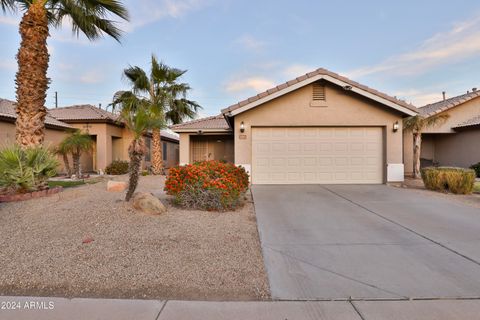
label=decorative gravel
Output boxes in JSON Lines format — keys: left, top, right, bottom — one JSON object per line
{"left": 0, "top": 176, "right": 270, "bottom": 300}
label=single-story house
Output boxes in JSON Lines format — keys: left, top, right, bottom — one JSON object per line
{"left": 0, "top": 99, "right": 180, "bottom": 173}
{"left": 404, "top": 90, "right": 480, "bottom": 174}
{"left": 172, "top": 68, "right": 418, "bottom": 184}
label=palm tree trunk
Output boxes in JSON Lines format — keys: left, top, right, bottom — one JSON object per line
{"left": 151, "top": 128, "right": 163, "bottom": 175}
{"left": 126, "top": 138, "right": 146, "bottom": 201}
{"left": 62, "top": 153, "right": 72, "bottom": 177}
{"left": 15, "top": 0, "right": 50, "bottom": 147}
{"left": 413, "top": 132, "right": 422, "bottom": 179}
{"left": 72, "top": 151, "right": 80, "bottom": 178}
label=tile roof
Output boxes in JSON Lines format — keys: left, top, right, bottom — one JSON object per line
{"left": 0, "top": 98, "right": 72, "bottom": 129}
{"left": 419, "top": 90, "right": 480, "bottom": 117}
{"left": 222, "top": 67, "right": 418, "bottom": 114}
{"left": 48, "top": 104, "right": 120, "bottom": 122}
{"left": 453, "top": 115, "right": 480, "bottom": 129}
{"left": 170, "top": 114, "right": 230, "bottom": 131}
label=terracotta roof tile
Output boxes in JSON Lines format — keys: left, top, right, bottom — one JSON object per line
{"left": 419, "top": 91, "right": 480, "bottom": 116}
{"left": 0, "top": 98, "right": 72, "bottom": 129}
{"left": 170, "top": 114, "right": 230, "bottom": 131}
{"left": 453, "top": 115, "right": 480, "bottom": 129}
{"left": 222, "top": 67, "right": 418, "bottom": 114}
{"left": 48, "top": 104, "right": 120, "bottom": 122}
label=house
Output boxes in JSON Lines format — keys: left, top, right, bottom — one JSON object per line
{"left": 403, "top": 90, "right": 480, "bottom": 174}
{"left": 172, "top": 68, "right": 418, "bottom": 184}
{"left": 0, "top": 99, "right": 180, "bottom": 173}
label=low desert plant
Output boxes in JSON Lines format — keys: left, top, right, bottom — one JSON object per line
{"left": 421, "top": 167, "right": 476, "bottom": 194}
{"left": 164, "top": 160, "right": 249, "bottom": 211}
{"left": 0, "top": 145, "right": 59, "bottom": 193}
{"left": 105, "top": 160, "right": 129, "bottom": 175}
{"left": 470, "top": 162, "right": 480, "bottom": 178}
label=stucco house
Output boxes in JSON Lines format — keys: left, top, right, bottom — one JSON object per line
{"left": 0, "top": 99, "right": 180, "bottom": 173}
{"left": 172, "top": 68, "right": 418, "bottom": 184}
{"left": 404, "top": 90, "right": 480, "bottom": 174}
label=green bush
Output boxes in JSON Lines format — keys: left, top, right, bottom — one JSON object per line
{"left": 164, "top": 161, "right": 249, "bottom": 211}
{"left": 105, "top": 160, "right": 129, "bottom": 175}
{"left": 470, "top": 162, "right": 480, "bottom": 178}
{"left": 0, "top": 145, "right": 59, "bottom": 193}
{"left": 421, "top": 167, "right": 476, "bottom": 194}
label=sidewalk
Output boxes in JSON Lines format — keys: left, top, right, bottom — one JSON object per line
{"left": 2, "top": 296, "right": 480, "bottom": 320}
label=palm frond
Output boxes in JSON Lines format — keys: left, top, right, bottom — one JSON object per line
{"left": 123, "top": 66, "right": 150, "bottom": 93}
{"left": 0, "top": 0, "right": 15, "bottom": 12}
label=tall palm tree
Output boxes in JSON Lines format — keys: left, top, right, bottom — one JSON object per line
{"left": 111, "top": 91, "right": 163, "bottom": 201}
{"left": 59, "top": 130, "right": 93, "bottom": 178}
{"left": 1, "top": 0, "right": 128, "bottom": 147}
{"left": 122, "top": 55, "right": 200, "bottom": 175}
{"left": 404, "top": 114, "right": 450, "bottom": 178}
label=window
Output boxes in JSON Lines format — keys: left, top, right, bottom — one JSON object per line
{"left": 163, "top": 142, "right": 167, "bottom": 161}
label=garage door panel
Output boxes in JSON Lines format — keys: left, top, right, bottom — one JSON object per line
{"left": 252, "top": 127, "right": 383, "bottom": 184}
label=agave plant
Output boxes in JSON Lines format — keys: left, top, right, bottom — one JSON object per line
{"left": 0, "top": 145, "right": 59, "bottom": 193}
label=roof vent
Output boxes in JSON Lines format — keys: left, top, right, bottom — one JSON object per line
{"left": 472, "top": 88, "right": 477, "bottom": 92}
{"left": 312, "top": 82, "right": 326, "bottom": 101}
{"left": 442, "top": 91, "right": 446, "bottom": 101}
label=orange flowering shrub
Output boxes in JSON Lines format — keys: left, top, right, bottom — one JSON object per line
{"left": 164, "top": 161, "right": 250, "bottom": 210}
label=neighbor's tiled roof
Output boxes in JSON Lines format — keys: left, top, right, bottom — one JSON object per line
{"left": 222, "top": 68, "right": 418, "bottom": 114}
{"left": 48, "top": 104, "right": 120, "bottom": 122}
{"left": 159, "top": 130, "right": 180, "bottom": 141}
{"left": 419, "top": 90, "right": 480, "bottom": 117}
{"left": 0, "top": 98, "right": 72, "bottom": 129}
{"left": 453, "top": 115, "right": 480, "bottom": 129}
{"left": 170, "top": 114, "right": 230, "bottom": 131}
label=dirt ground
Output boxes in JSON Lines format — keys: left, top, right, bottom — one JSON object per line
{"left": 0, "top": 175, "right": 270, "bottom": 300}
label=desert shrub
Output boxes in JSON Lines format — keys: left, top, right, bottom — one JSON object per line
{"left": 421, "top": 167, "right": 476, "bottom": 194}
{"left": 105, "top": 160, "right": 129, "bottom": 175}
{"left": 0, "top": 145, "right": 59, "bottom": 193}
{"left": 470, "top": 162, "right": 480, "bottom": 178}
{"left": 164, "top": 160, "right": 249, "bottom": 211}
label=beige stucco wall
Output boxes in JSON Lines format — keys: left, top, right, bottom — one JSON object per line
{"left": 179, "top": 133, "right": 190, "bottom": 165}
{"left": 433, "top": 130, "right": 480, "bottom": 168}
{"left": 233, "top": 83, "right": 405, "bottom": 180}
{"left": 404, "top": 97, "right": 480, "bottom": 174}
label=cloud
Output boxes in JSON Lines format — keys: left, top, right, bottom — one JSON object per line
{"left": 282, "top": 64, "right": 315, "bottom": 78}
{"left": 225, "top": 77, "right": 275, "bottom": 93}
{"left": 348, "top": 14, "right": 480, "bottom": 78}
{"left": 393, "top": 89, "right": 444, "bottom": 106}
{"left": 79, "top": 69, "right": 105, "bottom": 84}
{"left": 234, "top": 35, "right": 267, "bottom": 53}
{"left": 0, "top": 15, "right": 19, "bottom": 26}
{"left": 124, "top": 0, "right": 210, "bottom": 31}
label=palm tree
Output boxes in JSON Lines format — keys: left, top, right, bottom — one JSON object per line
{"left": 122, "top": 55, "right": 200, "bottom": 175}
{"left": 55, "top": 141, "right": 72, "bottom": 177}
{"left": 404, "top": 114, "right": 450, "bottom": 178}
{"left": 111, "top": 91, "right": 163, "bottom": 201}
{"left": 1, "top": 0, "right": 128, "bottom": 147}
{"left": 59, "top": 130, "right": 93, "bottom": 178}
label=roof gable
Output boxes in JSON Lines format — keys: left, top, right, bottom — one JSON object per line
{"left": 170, "top": 114, "right": 230, "bottom": 132}
{"left": 221, "top": 68, "right": 418, "bottom": 117}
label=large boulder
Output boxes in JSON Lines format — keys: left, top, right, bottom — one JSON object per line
{"left": 107, "top": 180, "right": 127, "bottom": 192}
{"left": 132, "top": 192, "right": 166, "bottom": 215}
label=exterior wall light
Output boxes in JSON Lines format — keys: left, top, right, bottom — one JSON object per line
{"left": 393, "top": 121, "right": 399, "bottom": 132}
{"left": 240, "top": 121, "right": 245, "bottom": 133}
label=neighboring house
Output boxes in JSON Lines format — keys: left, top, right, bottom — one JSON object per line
{"left": 404, "top": 90, "right": 480, "bottom": 174}
{"left": 172, "top": 68, "right": 418, "bottom": 184}
{"left": 0, "top": 100, "right": 180, "bottom": 173}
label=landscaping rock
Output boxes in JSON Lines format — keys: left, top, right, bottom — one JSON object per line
{"left": 131, "top": 192, "right": 166, "bottom": 215}
{"left": 107, "top": 181, "right": 127, "bottom": 192}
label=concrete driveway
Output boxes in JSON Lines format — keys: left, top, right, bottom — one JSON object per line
{"left": 252, "top": 184, "right": 480, "bottom": 300}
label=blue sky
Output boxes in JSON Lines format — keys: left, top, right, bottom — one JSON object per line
{"left": 1, "top": 0, "right": 480, "bottom": 117}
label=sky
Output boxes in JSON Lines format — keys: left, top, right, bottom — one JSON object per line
{"left": 1, "top": 0, "right": 480, "bottom": 118}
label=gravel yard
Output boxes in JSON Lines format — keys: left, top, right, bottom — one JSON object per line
{"left": 0, "top": 176, "right": 270, "bottom": 300}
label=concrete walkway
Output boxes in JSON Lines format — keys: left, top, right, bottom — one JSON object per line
{"left": 2, "top": 296, "right": 480, "bottom": 320}
{"left": 252, "top": 184, "right": 480, "bottom": 300}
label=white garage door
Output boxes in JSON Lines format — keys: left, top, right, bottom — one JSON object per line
{"left": 252, "top": 127, "right": 383, "bottom": 184}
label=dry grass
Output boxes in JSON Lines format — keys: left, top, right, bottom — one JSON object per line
{"left": 0, "top": 175, "right": 270, "bottom": 300}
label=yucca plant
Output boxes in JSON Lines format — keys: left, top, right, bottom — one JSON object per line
{"left": 0, "top": 145, "right": 58, "bottom": 193}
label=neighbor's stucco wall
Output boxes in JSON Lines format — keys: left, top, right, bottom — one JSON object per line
{"left": 423, "top": 97, "right": 480, "bottom": 133}
{"left": 404, "top": 96, "right": 480, "bottom": 174}
{"left": 179, "top": 133, "right": 190, "bottom": 165}
{"left": 233, "top": 83, "right": 405, "bottom": 178}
